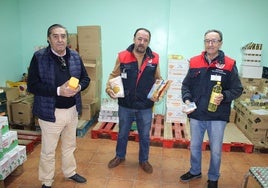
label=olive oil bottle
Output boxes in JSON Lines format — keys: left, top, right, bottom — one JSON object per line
{"left": 208, "top": 81, "right": 222, "bottom": 112}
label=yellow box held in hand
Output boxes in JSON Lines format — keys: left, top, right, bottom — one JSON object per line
{"left": 68, "top": 77, "right": 79, "bottom": 90}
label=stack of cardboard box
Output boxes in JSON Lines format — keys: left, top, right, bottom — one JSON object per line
{"left": 10, "top": 95, "right": 34, "bottom": 127}
{"left": 0, "top": 87, "right": 34, "bottom": 128}
{"left": 76, "top": 26, "right": 102, "bottom": 120}
{"left": 234, "top": 77, "right": 268, "bottom": 149}
{"left": 165, "top": 55, "right": 188, "bottom": 123}
{"left": 98, "top": 98, "right": 119, "bottom": 123}
{"left": 0, "top": 116, "right": 27, "bottom": 180}
{"left": 240, "top": 42, "right": 263, "bottom": 79}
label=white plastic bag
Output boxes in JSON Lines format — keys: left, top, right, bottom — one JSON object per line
{"left": 109, "top": 76, "right": 125, "bottom": 98}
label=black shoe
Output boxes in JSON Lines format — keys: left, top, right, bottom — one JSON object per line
{"left": 41, "top": 185, "right": 51, "bottom": 188}
{"left": 108, "top": 157, "right": 125, "bottom": 168}
{"left": 139, "top": 161, "right": 153, "bottom": 174}
{"left": 180, "top": 171, "right": 202, "bottom": 182}
{"left": 68, "top": 173, "right": 87, "bottom": 183}
{"left": 207, "top": 180, "right": 218, "bottom": 188}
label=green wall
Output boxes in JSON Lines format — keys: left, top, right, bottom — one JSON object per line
{"left": 1, "top": 0, "right": 267, "bottom": 114}
{"left": 0, "top": 0, "right": 21, "bottom": 83}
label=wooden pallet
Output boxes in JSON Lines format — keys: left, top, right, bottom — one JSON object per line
{"left": 18, "top": 139, "right": 35, "bottom": 154}
{"left": 10, "top": 123, "right": 37, "bottom": 131}
{"left": 91, "top": 121, "right": 140, "bottom": 141}
{"left": 76, "top": 114, "right": 98, "bottom": 137}
{"left": 185, "top": 122, "right": 254, "bottom": 153}
{"left": 150, "top": 114, "right": 190, "bottom": 148}
{"left": 91, "top": 114, "right": 190, "bottom": 148}
{"left": 251, "top": 141, "right": 268, "bottom": 153}
{"left": 163, "top": 122, "right": 190, "bottom": 148}
{"left": 90, "top": 115, "right": 254, "bottom": 152}
{"left": 12, "top": 129, "right": 42, "bottom": 154}
{"left": 91, "top": 122, "right": 119, "bottom": 140}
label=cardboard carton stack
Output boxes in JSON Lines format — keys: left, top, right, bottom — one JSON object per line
{"left": 98, "top": 98, "right": 119, "bottom": 123}
{"left": 10, "top": 95, "right": 34, "bottom": 127}
{"left": 234, "top": 100, "right": 268, "bottom": 147}
{"left": 238, "top": 77, "right": 268, "bottom": 100}
{"left": 0, "top": 116, "right": 27, "bottom": 180}
{"left": 0, "top": 86, "right": 35, "bottom": 130}
{"left": 68, "top": 33, "right": 78, "bottom": 51}
{"left": 240, "top": 42, "right": 263, "bottom": 79}
{"left": 234, "top": 77, "right": 268, "bottom": 148}
{"left": 165, "top": 55, "right": 189, "bottom": 123}
{"left": 77, "top": 26, "right": 102, "bottom": 120}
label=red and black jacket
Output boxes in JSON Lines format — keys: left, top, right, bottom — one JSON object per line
{"left": 118, "top": 44, "right": 159, "bottom": 109}
{"left": 181, "top": 50, "right": 243, "bottom": 121}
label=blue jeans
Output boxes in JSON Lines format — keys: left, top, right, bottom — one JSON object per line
{"left": 116, "top": 106, "right": 152, "bottom": 162}
{"left": 189, "top": 118, "right": 226, "bottom": 181}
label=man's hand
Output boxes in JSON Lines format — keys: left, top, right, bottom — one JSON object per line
{"left": 214, "top": 93, "right": 224, "bottom": 106}
{"left": 59, "top": 80, "right": 80, "bottom": 97}
{"left": 150, "top": 95, "right": 159, "bottom": 102}
{"left": 182, "top": 100, "right": 196, "bottom": 114}
{"left": 106, "top": 88, "right": 117, "bottom": 99}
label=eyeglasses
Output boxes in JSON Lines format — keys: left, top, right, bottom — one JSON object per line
{"left": 58, "top": 56, "right": 67, "bottom": 71}
{"left": 204, "top": 39, "right": 221, "bottom": 45}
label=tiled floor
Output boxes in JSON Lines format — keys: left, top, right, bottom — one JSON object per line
{"left": 3, "top": 125, "right": 268, "bottom": 188}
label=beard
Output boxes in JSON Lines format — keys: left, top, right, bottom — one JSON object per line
{"left": 135, "top": 45, "right": 146, "bottom": 54}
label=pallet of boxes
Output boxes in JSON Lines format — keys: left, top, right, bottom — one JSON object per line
{"left": 3, "top": 81, "right": 34, "bottom": 131}
{"left": 0, "top": 85, "right": 41, "bottom": 155}
{"left": 163, "top": 55, "right": 190, "bottom": 148}
{"left": 234, "top": 42, "right": 268, "bottom": 152}
{"left": 0, "top": 115, "right": 27, "bottom": 187}
{"left": 71, "top": 26, "right": 102, "bottom": 136}
{"left": 91, "top": 98, "right": 120, "bottom": 140}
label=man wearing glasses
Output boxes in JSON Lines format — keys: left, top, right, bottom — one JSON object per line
{"left": 180, "top": 29, "right": 243, "bottom": 188}
{"left": 27, "top": 24, "right": 90, "bottom": 188}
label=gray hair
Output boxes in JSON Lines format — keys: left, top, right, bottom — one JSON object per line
{"left": 204, "top": 29, "right": 223, "bottom": 41}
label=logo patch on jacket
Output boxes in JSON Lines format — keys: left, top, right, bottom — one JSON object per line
{"left": 215, "top": 62, "right": 225, "bottom": 69}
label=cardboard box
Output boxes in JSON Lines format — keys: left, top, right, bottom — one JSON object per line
{"left": 11, "top": 96, "right": 34, "bottom": 125}
{"left": 0, "top": 87, "right": 19, "bottom": 122}
{"left": 246, "top": 107, "right": 268, "bottom": 129}
{"left": 0, "top": 116, "right": 9, "bottom": 135}
{"left": 242, "top": 49, "right": 262, "bottom": 63}
{"left": 167, "top": 59, "right": 188, "bottom": 79}
{"left": 68, "top": 33, "right": 78, "bottom": 51}
{"left": 6, "top": 149, "right": 19, "bottom": 172}
{"left": 0, "top": 157, "right": 10, "bottom": 180}
{"left": 77, "top": 26, "right": 102, "bottom": 60}
{"left": 165, "top": 106, "right": 187, "bottom": 123}
{"left": 77, "top": 25, "right": 101, "bottom": 44}
{"left": 79, "top": 100, "right": 100, "bottom": 120}
{"left": 242, "top": 61, "right": 262, "bottom": 66}
{"left": 235, "top": 100, "right": 268, "bottom": 129}
{"left": 14, "top": 145, "right": 27, "bottom": 165}
{"left": 78, "top": 44, "right": 102, "bottom": 60}
{"left": 81, "top": 80, "right": 99, "bottom": 104}
{"left": 1, "top": 131, "right": 18, "bottom": 155}
{"left": 240, "top": 65, "right": 263, "bottom": 79}
{"left": 84, "top": 62, "right": 102, "bottom": 81}
{"left": 240, "top": 77, "right": 263, "bottom": 89}
{"left": 235, "top": 112, "right": 267, "bottom": 143}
